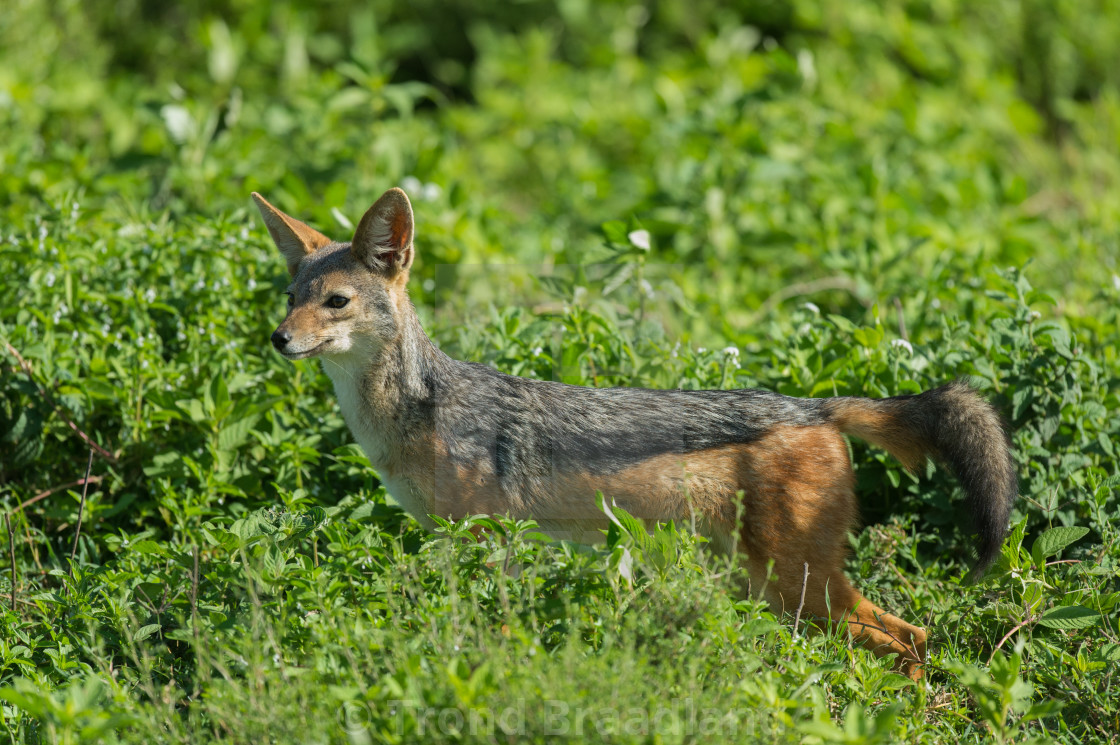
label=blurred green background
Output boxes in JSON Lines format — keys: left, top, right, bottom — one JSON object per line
{"left": 1, "top": 1, "right": 1119, "bottom": 741}
{"left": 4, "top": 0, "right": 1119, "bottom": 307}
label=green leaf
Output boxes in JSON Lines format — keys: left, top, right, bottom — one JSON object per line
{"left": 1011, "top": 387, "right": 1032, "bottom": 420}
{"left": 1094, "top": 643, "right": 1120, "bottom": 663}
{"left": 1039, "top": 326, "right": 1072, "bottom": 357}
{"left": 1037, "top": 605, "right": 1100, "bottom": 630}
{"left": 853, "top": 326, "right": 883, "bottom": 349}
{"left": 1031, "top": 526, "right": 1089, "bottom": 566}
{"left": 600, "top": 220, "right": 629, "bottom": 246}
{"left": 262, "top": 545, "right": 287, "bottom": 579}
{"left": 828, "top": 314, "right": 857, "bottom": 333}
{"left": 218, "top": 414, "right": 260, "bottom": 452}
{"left": 742, "top": 619, "right": 781, "bottom": 637}
{"left": 134, "top": 624, "right": 161, "bottom": 641}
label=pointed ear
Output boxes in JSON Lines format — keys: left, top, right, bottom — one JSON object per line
{"left": 251, "top": 192, "right": 332, "bottom": 276}
{"left": 351, "top": 188, "right": 414, "bottom": 277}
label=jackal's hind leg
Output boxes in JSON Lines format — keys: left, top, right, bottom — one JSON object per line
{"left": 732, "top": 425, "right": 928, "bottom": 680}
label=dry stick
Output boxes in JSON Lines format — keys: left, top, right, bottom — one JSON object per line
{"left": 892, "top": 296, "right": 909, "bottom": 342}
{"left": 793, "top": 562, "right": 810, "bottom": 636}
{"left": 989, "top": 614, "right": 1036, "bottom": 665}
{"left": 20, "top": 517, "right": 43, "bottom": 576}
{"left": 15, "top": 476, "right": 103, "bottom": 513}
{"left": 68, "top": 448, "right": 95, "bottom": 575}
{"left": 191, "top": 545, "right": 200, "bottom": 641}
{"left": 845, "top": 617, "right": 922, "bottom": 660}
{"left": 3, "top": 341, "right": 117, "bottom": 463}
{"left": 751, "top": 276, "right": 868, "bottom": 323}
{"left": 5, "top": 512, "right": 15, "bottom": 613}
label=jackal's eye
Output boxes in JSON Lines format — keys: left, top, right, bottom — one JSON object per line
{"left": 326, "top": 295, "right": 349, "bottom": 309}
{"left": 285, "top": 293, "right": 294, "bottom": 307}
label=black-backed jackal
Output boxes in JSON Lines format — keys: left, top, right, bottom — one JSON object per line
{"left": 254, "top": 188, "right": 1018, "bottom": 680}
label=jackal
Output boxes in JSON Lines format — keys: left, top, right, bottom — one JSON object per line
{"left": 253, "top": 187, "right": 1017, "bottom": 679}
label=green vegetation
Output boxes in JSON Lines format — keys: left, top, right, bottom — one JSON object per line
{"left": 1, "top": 0, "right": 1119, "bottom": 741}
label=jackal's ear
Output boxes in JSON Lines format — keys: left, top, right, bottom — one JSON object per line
{"left": 251, "top": 192, "right": 332, "bottom": 276}
{"left": 351, "top": 187, "right": 414, "bottom": 277}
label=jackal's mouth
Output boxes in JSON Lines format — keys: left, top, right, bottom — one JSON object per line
{"left": 280, "top": 339, "right": 331, "bottom": 360}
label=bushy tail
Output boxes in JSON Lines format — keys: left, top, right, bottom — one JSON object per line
{"left": 826, "top": 380, "right": 1018, "bottom": 572}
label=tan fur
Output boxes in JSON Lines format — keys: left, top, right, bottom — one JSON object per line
{"left": 729, "top": 426, "right": 926, "bottom": 677}
{"left": 827, "top": 400, "right": 927, "bottom": 472}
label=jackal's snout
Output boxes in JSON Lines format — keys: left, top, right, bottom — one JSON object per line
{"left": 271, "top": 328, "right": 292, "bottom": 351}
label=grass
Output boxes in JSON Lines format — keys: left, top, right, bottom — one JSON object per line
{"left": 1, "top": 0, "right": 1119, "bottom": 742}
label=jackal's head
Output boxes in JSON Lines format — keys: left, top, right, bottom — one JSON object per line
{"left": 252, "top": 188, "right": 415, "bottom": 363}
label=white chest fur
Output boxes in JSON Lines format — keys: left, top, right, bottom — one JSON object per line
{"left": 321, "top": 359, "right": 431, "bottom": 522}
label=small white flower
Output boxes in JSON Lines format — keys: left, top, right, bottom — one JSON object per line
{"left": 697, "top": 347, "right": 707, "bottom": 354}
{"left": 627, "top": 229, "right": 651, "bottom": 251}
{"left": 891, "top": 339, "right": 914, "bottom": 354}
{"left": 722, "top": 346, "right": 739, "bottom": 357}
{"left": 796, "top": 323, "right": 811, "bottom": 336}
{"left": 532, "top": 346, "right": 543, "bottom": 357}
{"left": 801, "top": 301, "right": 819, "bottom": 314}
{"left": 45, "top": 271, "right": 56, "bottom": 287}
{"left": 671, "top": 342, "right": 680, "bottom": 359}
{"left": 422, "top": 278, "right": 435, "bottom": 292}
{"left": 422, "top": 182, "right": 442, "bottom": 202}
{"left": 247, "top": 278, "right": 257, "bottom": 291}
{"left": 1029, "top": 310, "right": 1041, "bottom": 321}
{"left": 639, "top": 278, "right": 654, "bottom": 298}
{"left": 400, "top": 175, "right": 423, "bottom": 194}
{"left": 573, "top": 286, "right": 587, "bottom": 302}
{"left": 931, "top": 298, "right": 941, "bottom": 310}
{"left": 143, "top": 288, "right": 156, "bottom": 303}
{"left": 1112, "top": 274, "right": 1120, "bottom": 291}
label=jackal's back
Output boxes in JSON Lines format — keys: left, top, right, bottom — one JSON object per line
{"left": 436, "top": 363, "right": 829, "bottom": 478}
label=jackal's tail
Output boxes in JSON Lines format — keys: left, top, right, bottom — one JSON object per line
{"left": 825, "top": 380, "right": 1017, "bottom": 572}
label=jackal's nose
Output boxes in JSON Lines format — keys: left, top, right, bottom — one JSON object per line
{"left": 271, "top": 329, "right": 292, "bottom": 350}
